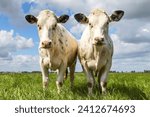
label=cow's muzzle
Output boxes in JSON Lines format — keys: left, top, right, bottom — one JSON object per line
{"left": 41, "top": 40, "right": 52, "bottom": 48}
{"left": 93, "top": 37, "right": 105, "bottom": 45}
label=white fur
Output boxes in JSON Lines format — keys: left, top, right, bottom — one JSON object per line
{"left": 37, "top": 10, "right": 78, "bottom": 93}
{"left": 78, "top": 9, "right": 114, "bottom": 95}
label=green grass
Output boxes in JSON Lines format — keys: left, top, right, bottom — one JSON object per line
{"left": 0, "top": 72, "right": 150, "bottom": 100}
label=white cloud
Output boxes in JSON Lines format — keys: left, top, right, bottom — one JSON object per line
{"left": 111, "top": 34, "right": 150, "bottom": 58}
{"left": 111, "top": 56, "right": 150, "bottom": 72}
{"left": 15, "top": 35, "right": 34, "bottom": 49}
{"left": 111, "top": 19, "right": 150, "bottom": 44}
{"left": 0, "top": 55, "right": 40, "bottom": 72}
{"left": 111, "top": 34, "right": 150, "bottom": 71}
{"left": 142, "top": 28, "right": 149, "bottom": 33}
{"left": 29, "top": 0, "right": 86, "bottom": 14}
{"left": 0, "top": 30, "right": 34, "bottom": 60}
{"left": 0, "top": 0, "right": 26, "bottom": 26}
{"left": 70, "top": 24, "right": 86, "bottom": 38}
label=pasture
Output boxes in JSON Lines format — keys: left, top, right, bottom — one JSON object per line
{"left": 0, "top": 72, "right": 150, "bottom": 100}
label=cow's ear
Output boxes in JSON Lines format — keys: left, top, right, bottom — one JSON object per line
{"left": 25, "top": 15, "right": 37, "bottom": 24}
{"left": 57, "top": 15, "right": 69, "bottom": 23}
{"left": 110, "top": 10, "right": 124, "bottom": 22}
{"left": 74, "top": 13, "right": 89, "bottom": 24}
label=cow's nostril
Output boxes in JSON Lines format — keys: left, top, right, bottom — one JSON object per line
{"left": 101, "top": 38, "right": 104, "bottom": 42}
{"left": 48, "top": 41, "right": 51, "bottom": 46}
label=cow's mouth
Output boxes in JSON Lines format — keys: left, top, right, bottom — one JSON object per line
{"left": 40, "top": 41, "right": 52, "bottom": 49}
{"left": 93, "top": 41, "right": 105, "bottom": 46}
{"left": 43, "top": 46, "right": 51, "bottom": 49}
{"left": 40, "top": 45, "right": 52, "bottom": 49}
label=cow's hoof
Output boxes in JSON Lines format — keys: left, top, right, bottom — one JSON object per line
{"left": 64, "top": 76, "right": 67, "bottom": 80}
{"left": 57, "top": 89, "right": 61, "bottom": 94}
{"left": 70, "top": 82, "right": 74, "bottom": 89}
{"left": 56, "top": 81, "right": 63, "bottom": 94}
{"left": 102, "top": 90, "right": 107, "bottom": 95}
{"left": 43, "top": 81, "right": 49, "bottom": 89}
{"left": 88, "top": 88, "right": 93, "bottom": 96}
{"left": 88, "top": 92, "right": 93, "bottom": 96}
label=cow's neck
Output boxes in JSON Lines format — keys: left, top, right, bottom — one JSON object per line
{"left": 93, "top": 45, "right": 103, "bottom": 59}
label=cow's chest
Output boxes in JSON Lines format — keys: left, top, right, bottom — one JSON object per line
{"left": 39, "top": 48, "right": 63, "bottom": 70}
{"left": 80, "top": 44, "right": 94, "bottom": 60}
{"left": 80, "top": 44, "right": 109, "bottom": 71}
{"left": 49, "top": 58, "right": 61, "bottom": 70}
{"left": 49, "top": 48, "right": 64, "bottom": 70}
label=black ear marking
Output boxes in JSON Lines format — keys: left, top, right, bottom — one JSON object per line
{"left": 74, "top": 13, "right": 89, "bottom": 24}
{"left": 110, "top": 10, "right": 124, "bottom": 22}
{"left": 25, "top": 15, "right": 38, "bottom": 24}
{"left": 57, "top": 15, "right": 69, "bottom": 23}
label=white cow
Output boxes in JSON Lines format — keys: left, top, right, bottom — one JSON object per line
{"left": 74, "top": 8, "right": 124, "bottom": 95}
{"left": 25, "top": 10, "right": 78, "bottom": 93}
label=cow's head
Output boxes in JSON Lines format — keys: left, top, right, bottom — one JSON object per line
{"left": 25, "top": 10, "right": 69, "bottom": 48}
{"left": 74, "top": 9, "right": 124, "bottom": 46}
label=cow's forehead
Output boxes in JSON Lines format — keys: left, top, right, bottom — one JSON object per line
{"left": 90, "top": 8, "right": 106, "bottom": 15}
{"left": 38, "top": 10, "right": 55, "bottom": 17}
{"left": 37, "top": 10, "right": 57, "bottom": 24}
{"left": 89, "top": 9, "right": 109, "bottom": 23}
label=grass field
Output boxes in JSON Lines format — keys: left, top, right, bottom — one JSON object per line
{"left": 0, "top": 72, "right": 150, "bottom": 100}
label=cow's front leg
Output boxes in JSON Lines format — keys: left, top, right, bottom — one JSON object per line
{"left": 101, "top": 70, "right": 109, "bottom": 94}
{"left": 98, "top": 68, "right": 109, "bottom": 94}
{"left": 40, "top": 58, "right": 49, "bottom": 89}
{"left": 56, "top": 63, "right": 66, "bottom": 94}
{"left": 69, "top": 60, "right": 77, "bottom": 89}
{"left": 81, "top": 59, "right": 94, "bottom": 95}
{"left": 100, "top": 61, "right": 112, "bottom": 94}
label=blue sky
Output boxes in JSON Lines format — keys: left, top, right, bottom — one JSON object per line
{"left": 0, "top": 0, "right": 150, "bottom": 72}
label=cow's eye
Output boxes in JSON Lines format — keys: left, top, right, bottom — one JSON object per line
{"left": 89, "top": 23, "right": 93, "bottom": 28}
{"left": 52, "top": 24, "right": 57, "bottom": 30}
{"left": 38, "top": 25, "right": 42, "bottom": 30}
{"left": 106, "top": 21, "right": 109, "bottom": 25}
